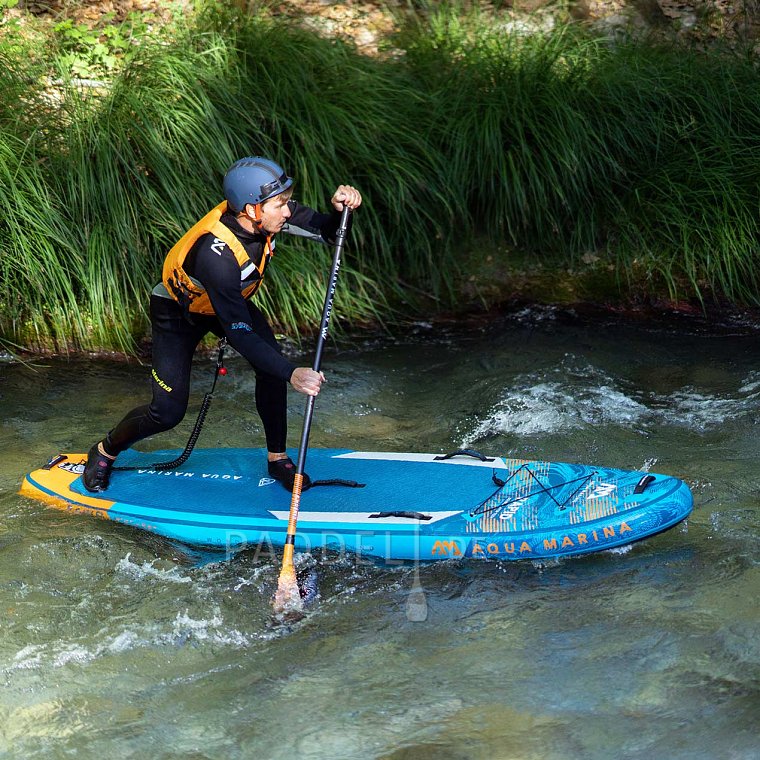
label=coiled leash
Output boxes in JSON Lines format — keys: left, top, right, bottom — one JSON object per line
{"left": 115, "top": 338, "right": 229, "bottom": 472}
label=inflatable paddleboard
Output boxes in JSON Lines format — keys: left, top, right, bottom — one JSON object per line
{"left": 20, "top": 448, "right": 692, "bottom": 562}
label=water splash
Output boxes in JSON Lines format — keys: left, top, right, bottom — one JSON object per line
{"left": 7, "top": 607, "right": 256, "bottom": 672}
{"left": 463, "top": 365, "right": 760, "bottom": 442}
{"left": 464, "top": 381, "right": 646, "bottom": 441}
{"left": 115, "top": 553, "right": 194, "bottom": 584}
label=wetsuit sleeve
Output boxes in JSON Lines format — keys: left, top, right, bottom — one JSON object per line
{"left": 193, "top": 243, "right": 296, "bottom": 382}
{"left": 282, "top": 201, "right": 351, "bottom": 244}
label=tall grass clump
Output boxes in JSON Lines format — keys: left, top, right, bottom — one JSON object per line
{"left": 400, "top": 11, "right": 621, "bottom": 253}
{"left": 399, "top": 3, "right": 760, "bottom": 304}
{"left": 592, "top": 44, "right": 760, "bottom": 303}
{"left": 0, "top": 132, "right": 88, "bottom": 351}
{"left": 192, "top": 6, "right": 454, "bottom": 310}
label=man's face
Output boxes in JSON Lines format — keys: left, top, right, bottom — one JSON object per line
{"left": 255, "top": 193, "right": 292, "bottom": 234}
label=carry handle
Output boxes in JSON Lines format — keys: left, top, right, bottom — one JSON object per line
{"left": 433, "top": 448, "right": 495, "bottom": 463}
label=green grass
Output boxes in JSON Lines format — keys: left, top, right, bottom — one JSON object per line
{"left": 400, "top": 7, "right": 760, "bottom": 304}
{"left": 1, "top": 2, "right": 759, "bottom": 354}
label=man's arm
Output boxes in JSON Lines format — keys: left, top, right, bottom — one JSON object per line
{"left": 194, "top": 246, "right": 296, "bottom": 381}
{"left": 282, "top": 201, "right": 346, "bottom": 244}
{"left": 282, "top": 184, "right": 362, "bottom": 243}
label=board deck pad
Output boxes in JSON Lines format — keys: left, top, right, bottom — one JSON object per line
{"left": 21, "top": 448, "right": 693, "bottom": 562}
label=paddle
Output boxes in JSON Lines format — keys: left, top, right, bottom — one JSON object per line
{"left": 274, "top": 205, "right": 352, "bottom": 614}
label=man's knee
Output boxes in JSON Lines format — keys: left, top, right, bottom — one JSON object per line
{"left": 148, "top": 397, "right": 187, "bottom": 432}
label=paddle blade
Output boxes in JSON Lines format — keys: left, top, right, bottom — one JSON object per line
{"left": 406, "top": 566, "right": 428, "bottom": 622}
{"left": 274, "top": 552, "right": 303, "bottom": 615}
{"left": 273, "top": 473, "right": 308, "bottom": 614}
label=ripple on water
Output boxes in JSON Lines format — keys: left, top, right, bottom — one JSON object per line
{"left": 461, "top": 363, "right": 760, "bottom": 442}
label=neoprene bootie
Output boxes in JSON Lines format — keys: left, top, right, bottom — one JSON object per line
{"left": 268, "top": 457, "right": 312, "bottom": 492}
{"left": 83, "top": 442, "right": 115, "bottom": 493}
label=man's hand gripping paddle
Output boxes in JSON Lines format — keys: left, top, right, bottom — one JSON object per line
{"left": 274, "top": 206, "right": 352, "bottom": 615}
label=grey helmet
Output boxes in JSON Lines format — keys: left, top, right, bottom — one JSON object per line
{"left": 223, "top": 156, "right": 294, "bottom": 213}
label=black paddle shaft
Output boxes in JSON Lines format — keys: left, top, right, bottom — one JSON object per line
{"left": 294, "top": 205, "right": 352, "bottom": 476}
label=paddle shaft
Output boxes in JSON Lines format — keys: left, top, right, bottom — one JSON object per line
{"left": 282, "top": 205, "right": 352, "bottom": 565}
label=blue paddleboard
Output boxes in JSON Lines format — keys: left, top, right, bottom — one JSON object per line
{"left": 21, "top": 448, "right": 693, "bottom": 561}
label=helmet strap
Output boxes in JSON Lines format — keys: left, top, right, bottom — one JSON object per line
{"left": 242, "top": 202, "right": 265, "bottom": 232}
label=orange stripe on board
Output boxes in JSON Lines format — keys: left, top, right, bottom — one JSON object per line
{"left": 19, "top": 455, "right": 116, "bottom": 518}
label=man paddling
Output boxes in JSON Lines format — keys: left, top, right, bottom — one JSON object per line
{"left": 83, "top": 156, "right": 362, "bottom": 494}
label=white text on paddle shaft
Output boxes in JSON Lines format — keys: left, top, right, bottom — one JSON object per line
{"left": 136, "top": 469, "right": 244, "bottom": 480}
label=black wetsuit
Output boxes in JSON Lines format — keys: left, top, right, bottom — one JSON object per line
{"left": 103, "top": 201, "right": 345, "bottom": 456}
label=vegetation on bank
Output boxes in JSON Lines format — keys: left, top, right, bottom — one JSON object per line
{"left": 1, "top": 1, "right": 758, "bottom": 353}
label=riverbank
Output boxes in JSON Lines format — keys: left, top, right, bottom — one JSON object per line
{"left": 5, "top": 296, "right": 760, "bottom": 366}
{"left": 2, "top": 2, "right": 759, "bottom": 355}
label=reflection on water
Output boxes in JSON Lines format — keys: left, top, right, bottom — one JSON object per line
{"left": 1, "top": 307, "right": 759, "bottom": 759}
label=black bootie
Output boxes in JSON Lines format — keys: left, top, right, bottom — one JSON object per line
{"left": 268, "top": 457, "right": 312, "bottom": 493}
{"left": 83, "top": 442, "right": 116, "bottom": 493}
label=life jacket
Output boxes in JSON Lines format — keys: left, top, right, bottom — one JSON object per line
{"left": 162, "top": 201, "right": 274, "bottom": 316}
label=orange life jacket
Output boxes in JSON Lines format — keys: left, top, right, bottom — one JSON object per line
{"left": 162, "top": 201, "right": 274, "bottom": 316}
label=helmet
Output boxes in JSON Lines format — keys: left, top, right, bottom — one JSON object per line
{"left": 223, "top": 157, "right": 294, "bottom": 213}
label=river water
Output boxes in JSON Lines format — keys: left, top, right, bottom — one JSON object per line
{"left": 1, "top": 306, "right": 758, "bottom": 759}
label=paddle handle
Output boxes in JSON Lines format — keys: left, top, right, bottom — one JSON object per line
{"left": 282, "top": 206, "right": 352, "bottom": 560}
